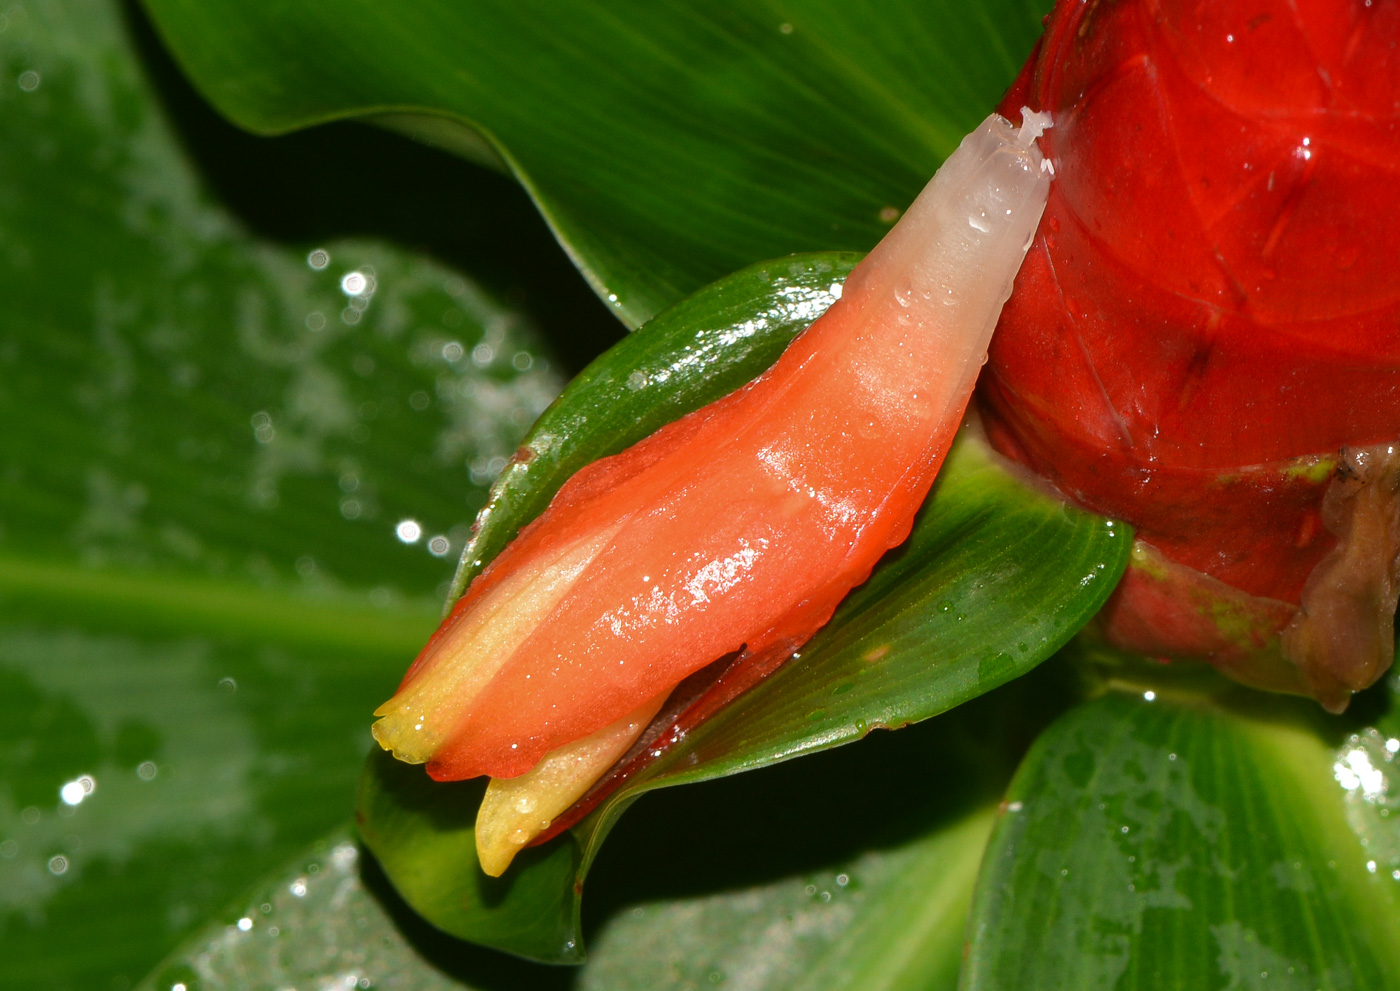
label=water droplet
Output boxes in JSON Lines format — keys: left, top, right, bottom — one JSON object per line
{"left": 307, "top": 249, "right": 330, "bottom": 270}
{"left": 250, "top": 411, "right": 274, "bottom": 444}
{"left": 59, "top": 775, "right": 95, "bottom": 806}
{"left": 17, "top": 70, "right": 39, "bottom": 92}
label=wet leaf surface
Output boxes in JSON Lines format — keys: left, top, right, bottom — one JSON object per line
{"left": 963, "top": 670, "right": 1400, "bottom": 990}
{"left": 138, "top": 0, "right": 1050, "bottom": 326}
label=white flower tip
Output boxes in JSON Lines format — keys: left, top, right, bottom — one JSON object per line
{"left": 1015, "top": 107, "right": 1054, "bottom": 145}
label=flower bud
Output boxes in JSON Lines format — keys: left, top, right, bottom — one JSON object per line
{"left": 374, "top": 111, "right": 1051, "bottom": 871}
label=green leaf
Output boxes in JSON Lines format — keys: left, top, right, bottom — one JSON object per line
{"left": 357, "top": 756, "right": 586, "bottom": 963}
{"left": 573, "top": 701, "right": 1029, "bottom": 991}
{"left": 138, "top": 830, "right": 479, "bottom": 991}
{"left": 0, "top": 0, "right": 589, "bottom": 985}
{"left": 580, "top": 806, "right": 992, "bottom": 991}
{"left": 137, "top": 0, "right": 1051, "bottom": 326}
{"left": 962, "top": 673, "right": 1400, "bottom": 989}
{"left": 147, "top": 677, "right": 1064, "bottom": 990}
{"left": 147, "top": 782, "right": 988, "bottom": 991}
{"left": 0, "top": 585, "right": 434, "bottom": 988}
{"left": 357, "top": 255, "right": 1131, "bottom": 960}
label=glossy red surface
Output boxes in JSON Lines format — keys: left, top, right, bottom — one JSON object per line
{"left": 984, "top": 0, "right": 1400, "bottom": 604}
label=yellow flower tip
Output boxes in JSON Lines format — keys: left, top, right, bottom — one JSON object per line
{"left": 475, "top": 811, "right": 540, "bottom": 878}
{"left": 474, "top": 692, "right": 668, "bottom": 876}
{"left": 372, "top": 524, "right": 624, "bottom": 771}
{"left": 369, "top": 710, "right": 431, "bottom": 764}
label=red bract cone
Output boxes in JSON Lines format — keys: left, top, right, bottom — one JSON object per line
{"left": 982, "top": 0, "right": 1400, "bottom": 708}
{"left": 375, "top": 112, "right": 1052, "bottom": 874}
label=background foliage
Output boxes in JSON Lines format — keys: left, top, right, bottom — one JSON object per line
{"left": 5, "top": 0, "right": 1398, "bottom": 988}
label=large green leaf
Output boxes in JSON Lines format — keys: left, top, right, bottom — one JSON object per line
{"left": 137, "top": 0, "right": 1050, "bottom": 326}
{"left": 962, "top": 666, "right": 1400, "bottom": 989}
{"left": 357, "top": 255, "right": 1131, "bottom": 961}
{"left": 0, "top": 584, "right": 435, "bottom": 989}
{"left": 0, "top": 0, "right": 592, "bottom": 986}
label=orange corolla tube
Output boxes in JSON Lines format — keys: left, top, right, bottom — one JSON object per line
{"left": 374, "top": 111, "right": 1052, "bottom": 874}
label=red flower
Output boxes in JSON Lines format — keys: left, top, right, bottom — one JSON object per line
{"left": 981, "top": 0, "right": 1400, "bottom": 708}
{"left": 374, "top": 112, "right": 1052, "bottom": 874}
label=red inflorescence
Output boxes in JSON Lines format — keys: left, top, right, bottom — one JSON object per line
{"left": 982, "top": 0, "right": 1400, "bottom": 705}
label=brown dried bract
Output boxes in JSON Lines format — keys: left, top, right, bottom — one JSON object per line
{"left": 1283, "top": 443, "right": 1400, "bottom": 712}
